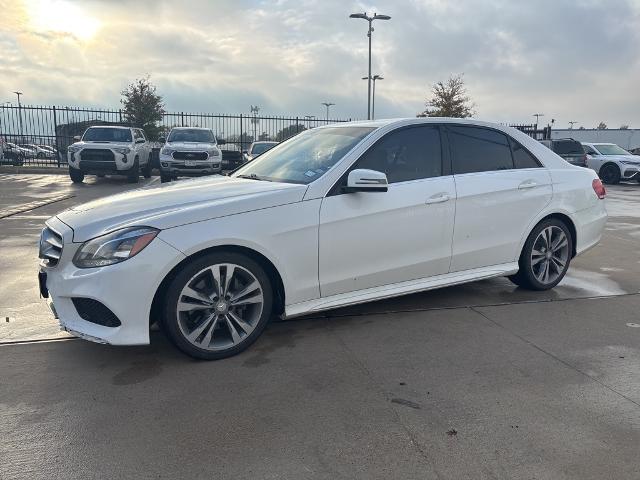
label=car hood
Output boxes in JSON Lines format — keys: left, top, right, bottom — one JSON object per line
{"left": 77, "top": 141, "right": 133, "bottom": 148}
{"left": 165, "top": 142, "right": 216, "bottom": 150}
{"left": 56, "top": 176, "right": 307, "bottom": 242}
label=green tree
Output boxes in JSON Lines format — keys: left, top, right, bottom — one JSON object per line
{"left": 120, "top": 76, "right": 165, "bottom": 140}
{"left": 276, "top": 124, "right": 306, "bottom": 142}
{"left": 418, "top": 74, "right": 474, "bottom": 118}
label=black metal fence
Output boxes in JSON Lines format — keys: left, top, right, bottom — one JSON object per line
{"left": 0, "top": 105, "right": 350, "bottom": 167}
{"left": 509, "top": 123, "right": 552, "bottom": 140}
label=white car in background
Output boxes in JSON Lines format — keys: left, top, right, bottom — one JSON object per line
{"left": 582, "top": 142, "right": 640, "bottom": 184}
{"left": 67, "top": 126, "right": 152, "bottom": 183}
{"left": 39, "top": 118, "right": 607, "bottom": 360}
{"left": 158, "top": 127, "right": 223, "bottom": 183}
{"left": 243, "top": 141, "right": 278, "bottom": 162}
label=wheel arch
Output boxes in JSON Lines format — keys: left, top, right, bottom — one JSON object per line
{"left": 149, "top": 244, "right": 286, "bottom": 327}
{"left": 521, "top": 212, "right": 577, "bottom": 260}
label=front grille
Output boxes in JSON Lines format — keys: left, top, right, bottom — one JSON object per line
{"left": 72, "top": 298, "right": 122, "bottom": 327}
{"left": 80, "top": 149, "right": 115, "bottom": 162}
{"left": 39, "top": 227, "right": 63, "bottom": 267}
{"left": 172, "top": 151, "right": 208, "bottom": 161}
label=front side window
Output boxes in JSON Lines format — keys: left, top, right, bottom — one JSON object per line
{"left": 82, "top": 128, "right": 132, "bottom": 143}
{"left": 232, "top": 127, "right": 375, "bottom": 184}
{"left": 593, "top": 144, "right": 630, "bottom": 155}
{"left": 449, "top": 126, "right": 513, "bottom": 174}
{"left": 356, "top": 126, "right": 442, "bottom": 183}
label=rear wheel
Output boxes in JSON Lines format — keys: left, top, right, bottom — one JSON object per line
{"left": 69, "top": 168, "right": 84, "bottom": 183}
{"left": 508, "top": 218, "right": 572, "bottom": 290}
{"left": 162, "top": 252, "right": 273, "bottom": 360}
{"left": 160, "top": 173, "right": 172, "bottom": 183}
{"left": 600, "top": 163, "right": 621, "bottom": 185}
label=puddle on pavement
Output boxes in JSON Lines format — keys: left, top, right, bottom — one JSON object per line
{"left": 558, "top": 268, "right": 627, "bottom": 297}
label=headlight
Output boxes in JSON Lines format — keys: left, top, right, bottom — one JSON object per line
{"left": 161, "top": 147, "right": 175, "bottom": 155}
{"left": 208, "top": 149, "right": 220, "bottom": 157}
{"left": 621, "top": 160, "right": 639, "bottom": 165}
{"left": 73, "top": 227, "right": 159, "bottom": 268}
{"left": 68, "top": 145, "right": 81, "bottom": 153}
{"left": 113, "top": 147, "right": 131, "bottom": 155}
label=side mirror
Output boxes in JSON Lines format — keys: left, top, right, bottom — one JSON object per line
{"left": 135, "top": 138, "right": 145, "bottom": 144}
{"left": 344, "top": 169, "right": 388, "bottom": 193}
{"left": 158, "top": 136, "right": 166, "bottom": 143}
{"left": 217, "top": 139, "right": 226, "bottom": 145}
{"left": 73, "top": 135, "right": 81, "bottom": 141}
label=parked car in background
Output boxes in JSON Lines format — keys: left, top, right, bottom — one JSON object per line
{"left": 39, "top": 118, "right": 607, "bottom": 360}
{"left": 539, "top": 138, "right": 587, "bottom": 167}
{"left": 243, "top": 141, "right": 278, "bottom": 162}
{"left": 67, "top": 126, "right": 151, "bottom": 183}
{"left": 221, "top": 144, "right": 245, "bottom": 170}
{"left": 1, "top": 142, "right": 25, "bottom": 165}
{"left": 630, "top": 147, "right": 640, "bottom": 156}
{"left": 158, "top": 127, "right": 223, "bottom": 183}
{"left": 21, "top": 144, "right": 55, "bottom": 159}
{"left": 582, "top": 142, "right": 640, "bottom": 184}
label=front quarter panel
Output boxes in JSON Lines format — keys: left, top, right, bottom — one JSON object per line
{"left": 158, "top": 199, "right": 322, "bottom": 306}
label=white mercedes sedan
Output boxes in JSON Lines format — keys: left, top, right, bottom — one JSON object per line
{"left": 39, "top": 118, "right": 607, "bottom": 360}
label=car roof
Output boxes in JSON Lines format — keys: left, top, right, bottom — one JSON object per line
{"left": 319, "top": 117, "right": 524, "bottom": 131}
{"left": 170, "top": 127, "right": 212, "bottom": 131}
{"left": 87, "top": 125, "right": 131, "bottom": 130}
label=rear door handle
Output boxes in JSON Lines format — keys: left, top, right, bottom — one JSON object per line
{"left": 518, "top": 180, "right": 538, "bottom": 190}
{"left": 425, "top": 193, "right": 450, "bottom": 205}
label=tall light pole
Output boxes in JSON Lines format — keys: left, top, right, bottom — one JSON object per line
{"left": 568, "top": 121, "right": 578, "bottom": 129}
{"left": 14, "top": 91, "right": 23, "bottom": 139}
{"left": 533, "top": 113, "right": 544, "bottom": 127}
{"left": 350, "top": 12, "right": 391, "bottom": 120}
{"left": 362, "top": 75, "right": 383, "bottom": 120}
{"left": 321, "top": 102, "right": 335, "bottom": 123}
{"left": 304, "top": 115, "right": 316, "bottom": 128}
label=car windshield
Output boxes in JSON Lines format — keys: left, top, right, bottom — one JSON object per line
{"left": 593, "top": 144, "right": 630, "bottom": 155}
{"left": 232, "top": 126, "right": 376, "bottom": 184}
{"left": 168, "top": 129, "right": 215, "bottom": 143}
{"left": 83, "top": 127, "right": 132, "bottom": 143}
{"left": 251, "top": 143, "right": 277, "bottom": 155}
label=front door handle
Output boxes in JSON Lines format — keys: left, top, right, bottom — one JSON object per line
{"left": 425, "top": 193, "right": 450, "bottom": 205}
{"left": 518, "top": 180, "right": 538, "bottom": 190}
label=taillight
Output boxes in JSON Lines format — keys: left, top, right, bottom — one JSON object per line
{"left": 580, "top": 154, "right": 588, "bottom": 166}
{"left": 592, "top": 178, "right": 606, "bottom": 199}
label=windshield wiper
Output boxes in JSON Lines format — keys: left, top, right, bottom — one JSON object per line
{"left": 236, "top": 173, "right": 271, "bottom": 181}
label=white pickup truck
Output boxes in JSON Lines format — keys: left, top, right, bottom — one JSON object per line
{"left": 67, "top": 126, "right": 151, "bottom": 183}
{"left": 158, "top": 127, "right": 223, "bottom": 183}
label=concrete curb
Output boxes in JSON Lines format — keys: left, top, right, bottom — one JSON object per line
{"left": 0, "top": 166, "right": 69, "bottom": 175}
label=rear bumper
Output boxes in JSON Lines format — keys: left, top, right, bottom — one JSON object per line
{"left": 574, "top": 201, "right": 608, "bottom": 256}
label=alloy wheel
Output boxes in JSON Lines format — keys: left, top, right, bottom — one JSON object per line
{"left": 176, "top": 263, "right": 264, "bottom": 351}
{"left": 530, "top": 226, "right": 569, "bottom": 285}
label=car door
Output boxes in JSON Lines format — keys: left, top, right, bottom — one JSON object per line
{"left": 318, "top": 125, "right": 456, "bottom": 298}
{"left": 447, "top": 125, "right": 552, "bottom": 272}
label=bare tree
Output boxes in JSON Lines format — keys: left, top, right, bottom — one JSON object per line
{"left": 620, "top": 124, "right": 630, "bottom": 130}
{"left": 596, "top": 122, "right": 608, "bottom": 130}
{"left": 418, "top": 74, "right": 474, "bottom": 118}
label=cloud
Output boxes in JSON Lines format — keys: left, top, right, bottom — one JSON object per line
{"left": 0, "top": 0, "right": 638, "bottom": 127}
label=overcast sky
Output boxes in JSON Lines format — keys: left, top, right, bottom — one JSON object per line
{"left": 1, "top": 0, "right": 639, "bottom": 128}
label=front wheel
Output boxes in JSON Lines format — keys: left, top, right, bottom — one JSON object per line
{"left": 162, "top": 252, "right": 273, "bottom": 360}
{"left": 142, "top": 160, "right": 152, "bottom": 179}
{"left": 600, "top": 163, "right": 621, "bottom": 185}
{"left": 508, "top": 219, "right": 572, "bottom": 290}
{"left": 127, "top": 160, "right": 140, "bottom": 183}
{"left": 69, "top": 168, "right": 84, "bottom": 183}
{"left": 160, "top": 173, "right": 172, "bottom": 183}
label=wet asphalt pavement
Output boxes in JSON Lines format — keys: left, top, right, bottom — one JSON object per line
{"left": 1, "top": 172, "right": 639, "bottom": 479}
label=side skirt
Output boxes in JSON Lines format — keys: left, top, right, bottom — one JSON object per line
{"left": 284, "top": 262, "right": 519, "bottom": 319}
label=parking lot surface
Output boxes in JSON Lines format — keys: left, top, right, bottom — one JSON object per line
{"left": 1, "top": 173, "right": 639, "bottom": 479}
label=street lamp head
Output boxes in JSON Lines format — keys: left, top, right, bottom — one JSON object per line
{"left": 373, "top": 75, "right": 384, "bottom": 80}
{"left": 373, "top": 14, "right": 391, "bottom": 20}
{"left": 349, "top": 13, "right": 368, "bottom": 20}
{"left": 362, "top": 76, "right": 369, "bottom": 80}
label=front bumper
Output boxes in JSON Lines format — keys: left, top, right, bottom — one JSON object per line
{"left": 40, "top": 216, "right": 186, "bottom": 345}
{"left": 68, "top": 149, "right": 136, "bottom": 173}
{"left": 159, "top": 155, "right": 222, "bottom": 176}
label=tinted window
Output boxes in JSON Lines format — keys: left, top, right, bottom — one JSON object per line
{"left": 553, "top": 140, "right": 583, "bottom": 155}
{"left": 357, "top": 126, "right": 442, "bottom": 183}
{"left": 510, "top": 138, "right": 541, "bottom": 169}
{"left": 168, "top": 129, "right": 215, "bottom": 143}
{"left": 450, "top": 126, "right": 513, "bottom": 174}
{"left": 83, "top": 128, "right": 132, "bottom": 143}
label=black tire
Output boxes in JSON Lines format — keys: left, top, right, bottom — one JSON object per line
{"left": 599, "top": 163, "right": 621, "bottom": 185}
{"left": 160, "top": 173, "right": 172, "bottom": 183}
{"left": 37, "top": 152, "right": 44, "bottom": 159}
{"left": 127, "top": 160, "right": 140, "bottom": 183}
{"left": 509, "top": 218, "right": 573, "bottom": 291}
{"left": 69, "top": 168, "right": 84, "bottom": 183}
{"left": 142, "top": 160, "right": 152, "bottom": 178}
{"left": 162, "top": 252, "right": 273, "bottom": 360}
{"left": 12, "top": 154, "right": 24, "bottom": 167}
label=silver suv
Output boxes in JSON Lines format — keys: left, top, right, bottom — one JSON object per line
{"left": 158, "top": 127, "right": 223, "bottom": 183}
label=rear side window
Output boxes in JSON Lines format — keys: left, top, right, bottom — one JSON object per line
{"left": 356, "top": 126, "right": 442, "bottom": 183}
{"left": 509, "top": 138, "right": 541, "bottom": 169}
{"left": 553, "top": 140, "right": 583, "bottom": 155}
{"left": 449, "top": 126, "right": 513, "bottom": 174}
